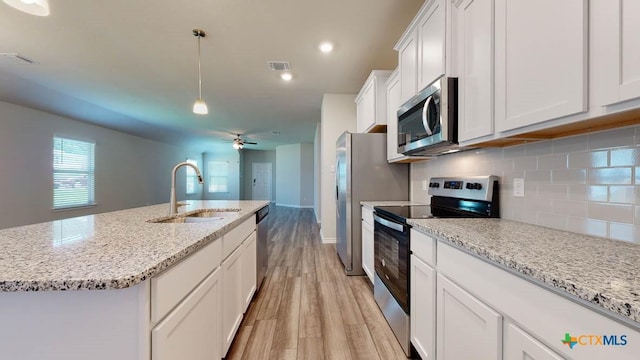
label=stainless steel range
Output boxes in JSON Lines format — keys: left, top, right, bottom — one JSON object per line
{"left": 373, "top": 175, "right": 500, "bottom": 357}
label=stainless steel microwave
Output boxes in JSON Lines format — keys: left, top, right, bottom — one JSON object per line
{"left": 397, "top": 76, "right": 460, "bottom": 156}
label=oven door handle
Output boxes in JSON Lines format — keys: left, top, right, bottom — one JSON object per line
{"left": 374, "top": 214, "right": 405, "bottom": 232}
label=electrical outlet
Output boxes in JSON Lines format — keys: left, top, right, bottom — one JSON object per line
{"left": 422, "top": 180, "right": 428, "bottom": 191}
{"left": 513, "top": 178, "right": 525, "bottom": 197}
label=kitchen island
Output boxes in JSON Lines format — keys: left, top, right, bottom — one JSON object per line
{"left": 0, "top": 200, "right": 269, "bottom": 360}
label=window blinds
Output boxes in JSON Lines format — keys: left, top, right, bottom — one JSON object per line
{"left": 53, "top": 137, "right": 95, "bottom": 209}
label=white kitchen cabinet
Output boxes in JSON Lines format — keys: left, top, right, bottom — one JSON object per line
{"left": 241, "top": 231, "right": 257, "bottom": 313}
{"left": 417, "top": 0, "right": 446, "bottom": 91}
{"left": 397, "top": 31, "right": 418, "bottom": 104}
{"left": 221, "top": 245, "right": 243, "bottom": 355}
{"left": 504, "top": 322, "right": 563, "bottom": 360}
{"left": 437, "top": 273, "right": 502, "bottom": 360}
{"left": 386, "top": 70, "right": 403, "bottom": 161}
{"left": 355, "top": 70, "right": 393, "bottom": 133}
{"left": 152, "top": 267, "right": 221, "bottom": 360}
{"left": 410, "top": 254, "right": 436, "bottom": 360}
{"left": 592, "top": 0, "right": 640, "bottom": 108}
{"left": 451, "top": 0, "right": 494, "bottom": 143}
{"left": 494, "top": 0, "right": 587, "bottom": 133}
{"left": 361, "top": 206, "right": 375, "bottom": 284}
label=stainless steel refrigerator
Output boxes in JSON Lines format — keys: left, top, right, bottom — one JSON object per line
{"left": 336, "top": 131, "right": 409, "bottom": 275}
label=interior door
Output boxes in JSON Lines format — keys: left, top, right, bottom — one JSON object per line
{"left": 251, "top": 162, "right": 272, "bottom": 201}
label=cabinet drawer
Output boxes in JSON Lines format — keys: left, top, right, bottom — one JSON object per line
{"left": 410, "top": 229, "right": 436, "bottom": 266}
{"left": 151, "top": 238, "right": 222, "bottom": 324}
{"left": 362, "top": 206, "right": 374, "bottom": 225}
{"left": 223, "top": 217, "right": 255, "bottom": 260}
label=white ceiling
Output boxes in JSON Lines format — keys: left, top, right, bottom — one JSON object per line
{"left": 0, "top": 0, "right": 423, "bottom": 151}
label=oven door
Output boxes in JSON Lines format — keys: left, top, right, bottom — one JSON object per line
{"left": 373, "top": 212, "right": 410, "bottom": 314}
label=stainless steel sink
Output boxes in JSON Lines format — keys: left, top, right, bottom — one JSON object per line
{"left": 148, "top": 209, "right": 240, "bottom": 224}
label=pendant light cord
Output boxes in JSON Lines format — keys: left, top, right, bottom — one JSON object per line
{"left": 197, "top": 33, "right": 203, "bottom": 99}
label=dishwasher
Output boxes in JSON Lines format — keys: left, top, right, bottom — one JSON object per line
{"left": 256, "top": 205, "right": 269, "bottom": 290}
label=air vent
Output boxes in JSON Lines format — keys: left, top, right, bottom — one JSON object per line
{"left": 0, "top": 53, "right": 36, "bottom": 64}
{"left": 267, "top": 61, "right": 290, "bottom": 71}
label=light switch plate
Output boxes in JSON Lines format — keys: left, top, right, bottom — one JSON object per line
{"left": 513, "top": 178, "right": 525, "bottom": 197}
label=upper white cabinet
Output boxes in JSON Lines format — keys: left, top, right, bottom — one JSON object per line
{"left": 592, "top": 0, "right": 640, "bottom": 108}
{"left": 494, "top": 0, "right": 588, "bottom": 133}
{"left": 451, "top": 0, "right": 495, "bottom": 142}
{"left": 417, "top": 0, "right": 446, "bottom": 91}
{"left": 398, "top": 31, "right": 418, "bottom": 104}
{"left": 355, "top": 70, "right": 393, "bottom": 133}
{"left": 436, "top": 273, "right": 503, "bottom": 360}
{"left": 385, "top": 70, "right": 404, "bottom": 162}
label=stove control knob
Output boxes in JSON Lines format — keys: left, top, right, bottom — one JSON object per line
{"left": 434, "top": 183, "right": 439, "bottom": 188}
{"left": 474, "top": 183, "right": 483, "bottom": 190}
{"left": 465, "top": 183, "right": 473, "bottom": 189}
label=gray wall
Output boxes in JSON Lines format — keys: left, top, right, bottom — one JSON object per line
{"left": 202, "top": 151, "right": 241, "bottom": 200}
{"left": 411, "top": 126, "right": 640, "bottom": 243}
{"left": 0, "top": 101, "right": 202, "bottom": 229}
{"left": 313, "top": 122, "right": 321, "bottom": 222}
{"left": 241, "top": 149, "right": 276, "bottom": 201}
{"left": 275, "top": 143, "right": 314, "bottom": 208}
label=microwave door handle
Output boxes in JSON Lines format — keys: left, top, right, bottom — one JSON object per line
{"left": 422, "top": 96, "right": 434, "bottom": 136}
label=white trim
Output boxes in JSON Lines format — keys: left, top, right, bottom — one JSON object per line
{"left": 320, "top": 230, "right": 336, "bottom": 244}
{"left": 314, "top": 207, "right": 321, "bottom": 224}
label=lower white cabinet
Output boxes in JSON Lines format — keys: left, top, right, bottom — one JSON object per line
{"left": 410, "top": 254, "right": 436, "bottom": 360}
{"left": 504, "top": 322, "right": 563, "bottom": 360}
{"left": 361, "top": 206, "right": 375, "bottom": 284}
{"left": 436, "top": 273, "right": 502, "bottom": 360}
{"left": 221, "top": 244, "right": 244, "bottom": 355}
{"left": 152, "top": 267, "right": 221, "bottom": 360}
{"left": 241, "top": 231, "right": 257, "bottom": 312}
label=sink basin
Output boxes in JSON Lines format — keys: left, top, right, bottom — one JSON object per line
{"left": 186, "top": 209, "right": 240, "bottom": 219}
{"left": 148, "top": 209, "right": 240, "bottom": 224}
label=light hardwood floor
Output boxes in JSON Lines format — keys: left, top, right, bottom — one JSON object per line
{"left": 225, "top": 206, "right": 408, "bottom": 360}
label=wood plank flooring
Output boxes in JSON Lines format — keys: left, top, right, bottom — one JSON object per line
{"left": 225, "top": 206, "right": 408, "bottom": 360}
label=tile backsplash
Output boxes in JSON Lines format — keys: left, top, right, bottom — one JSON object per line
{"left": 410, "top": 126, "right": 640, "bottom": 242}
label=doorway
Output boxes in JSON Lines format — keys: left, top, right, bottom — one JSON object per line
{"left": 252, "top": 162, "right": 272, "bottom": 201}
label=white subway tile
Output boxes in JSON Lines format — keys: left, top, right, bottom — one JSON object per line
{"left": 537, "top": 212, "right": 567, "bottom": 231}
{"left": 525, "top": 170, "right": 551, "bottom": 182}
{"left": 589, "top": 128, "right": 635, "bottom": 150}
{"left": 567, "top": 185, "right": 588, "bottom": 201}
{"left": 568, "top": 150, "right": 608, "bottom": 169}
{"left": 586, "top": 186, "right": 608, "bottom": 202}
{"left": 608, "top": 186, "right": 638, "bottom": 204}
{"left": 525, "top": 197, "right": 553, "bottom": 213}
{"left": 552, "top": 169, "right": 586, "bottom": 184}
{"left": 504, "top": 144, "right": 526, "bottom": 158}
{"left": 553, "top": 134, "right": 588, "bottom": 153}
{"left": 609, "top": 222, "right": 640, "bottom": 243}
{"left": 538, "top": 183, "right": 567, "bottom": 200}
{"left": 588, "top": 168, "right": 632, "bottom": 185}
{"left": 538, "top": 153, "right": 568, "bottom": 170}
{"left": 567, "top": 217, "right": 608, "bottom": 238}
{"left": 525, "top": 141, "right": 553, "bottom": 156}
{"left": 587, "top": 202, "right": 634, "bottom": 223}
{"left": 610, "top": 147, "right": 640, "bottom": 166}
{"left": 552, "top": 199, "right": 587, "bottom": 218}
{"left": 513, "top": 156, "right": 538, "bottom": 171}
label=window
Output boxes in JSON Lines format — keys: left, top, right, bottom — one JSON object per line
{"left": 185, "top": 159, "right": 198, "bottom": 194}
{"left": 207, "top": 161, "right": 229, "bottom": 193}
{"left": 53, "top": 137, "right": 95, "bottom": 209}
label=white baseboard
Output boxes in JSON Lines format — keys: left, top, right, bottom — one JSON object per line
{"left": 320, "top": 231, "right": 336, "bottom": 244}
{"left": 313, "top": 207, "right": 321, "bottom": 224}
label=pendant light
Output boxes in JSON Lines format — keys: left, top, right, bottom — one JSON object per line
{"left": 3, "top": 0, "right": 50, "bottom": 16}
{"left": 192, "top": 29, "right": 208, "bottom": 115}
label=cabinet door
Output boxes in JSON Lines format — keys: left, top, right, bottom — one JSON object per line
{"left": 242, "top": 232, "right": 257, "bottom": 313}
{"left": 386, "top": 71, "right": 403, "bottom": 161}
{"left": 437, "top": 274, "right": 502, "bottom": 360}
{"left": 152, "top": 267, "right": 221, "bottom": 360}
{"left": 593, "top": 0, "right": 640, "bottom": 106}
{"left": 399, "top": 33, "right": 418, "bottom": 104}
{"left": 356, "top": 81, "right": 375, "bottom": 133}
{"left": 411, "top": 255, "right": 436, "bottom": 360}
{"left": 495, "top": 0, "right": 587, "bottom": 132}
{"left": 504, "top": 322, "right": 564, "bottom": 360}
{"left": 417, "top": 0, "right": 446, "bottom": 91}
{"left": 452, "top": 0, "right": 494, "bottom": 142}
{"left": 222, "top": 246, "right": 243, "bottom": 355}
{"left": 361, "top": 220, "right": 374, "bottom": 284}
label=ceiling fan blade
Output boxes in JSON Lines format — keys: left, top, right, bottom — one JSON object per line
{"left": 244, "top": 141, "right": 258, "bottom": 145}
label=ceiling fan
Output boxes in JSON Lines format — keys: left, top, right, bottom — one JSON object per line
{"left": 232, "top": 134, "right": 257, "bottom": 149}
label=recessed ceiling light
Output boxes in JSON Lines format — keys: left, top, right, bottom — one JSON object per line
{"left": 280, "top": 72, "right": 292, "bottom": 81}
{"left": 319, "top": 42, "right": 334, "bottom": 54}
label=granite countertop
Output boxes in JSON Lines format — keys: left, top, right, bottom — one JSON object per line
{"left": 361, "top": 200, "right": 426, "bottom": 209}
{"left": 408, "top": 218, "right": 640, "bottom": 325}
{"left": 0, "top": 200, "right": 269, "bottom": 292}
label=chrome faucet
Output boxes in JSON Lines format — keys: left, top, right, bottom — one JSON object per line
{"left": 170, "top": 161, "right": 203, "bottom": 215}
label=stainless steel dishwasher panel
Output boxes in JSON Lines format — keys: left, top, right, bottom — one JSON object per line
{"left": 256, "top": 205, "right": 269, "bottom": 290}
